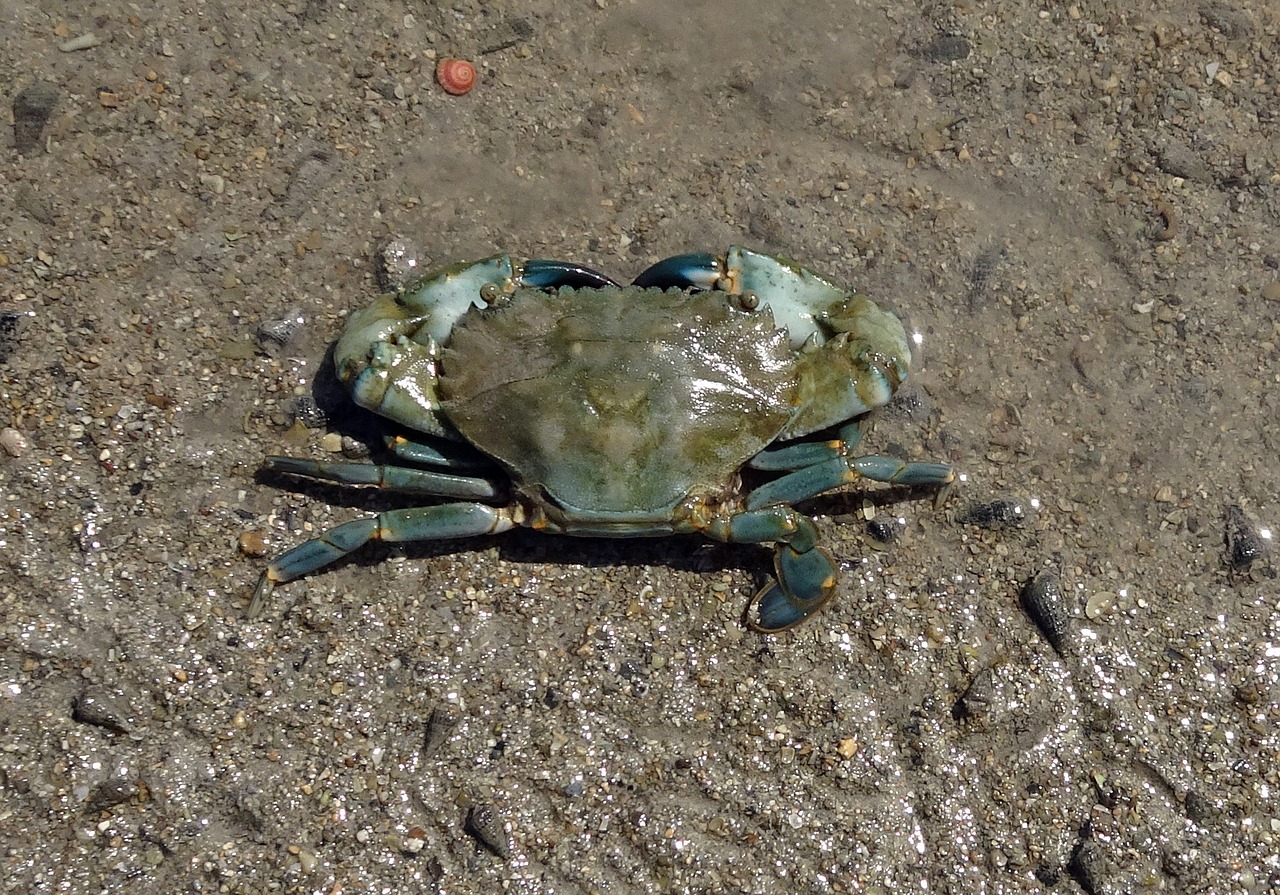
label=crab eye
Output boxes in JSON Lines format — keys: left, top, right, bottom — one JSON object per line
{"left": 479, "top": 282, "right": 502, "bottom": 305}
{"left": 738, "top": 291, "right": 760, "bottom": 311}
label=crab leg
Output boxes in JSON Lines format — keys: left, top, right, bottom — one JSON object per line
{"left": 744, "top": 455, "right": 955, "bottom": 511}
{"left": 250, "top": 502, "right": 516, "bottom": 617}
{"left": 745, "top": 417, "right": 954, "bottom": 507}
{"left": 262, "top": 456, "right": 503, "bottom": 500}
{"left": 705, "top": 507, "right": 838, "bottom": 633}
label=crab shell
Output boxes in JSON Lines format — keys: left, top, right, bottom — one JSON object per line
{"left": 255, "top": 247, "right": 953, "bottom": 631}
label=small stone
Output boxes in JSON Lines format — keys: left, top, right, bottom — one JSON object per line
{"left": 319, "top": 432, "right": 343, "bottom": 452}
{"left": 919, "top": 33, "right": 971, "bottom": 63}
{"left": 379, "top": 237, "right": 425, "bottom": 291}
{"left": 960, "top": 498, "right": 1031, "bottom": 529}
{"left": 57, "top": 32, "right": 101, "bottom": 52}
{"left": 1068, "top": 839, "right": 1108, "bottom": 892}
{"left": 239, "top": 530, "right": 269, "bottom": 557}
{"left": 87, "top": 778, "right": 139, "bottom": 812}
{"left": 1224, "top": 504, "right": 1269, "bottom": 571}
{"left": 1084, "top": 590, "right": 1117, "bottom": 620}
{"left": 341, "top": 435, "right": 371, "bottom": 459}
{"left": 423, "top": 704, "right": 460, "bottom": 755}
{"left": 402, "top": 826, "right": 428, "bottom": 855}
{"left": 867, "top": 516, "right": 902, "bottom": 543}
{"left": 0, "top": 310, "right": 25, "bottom": 363}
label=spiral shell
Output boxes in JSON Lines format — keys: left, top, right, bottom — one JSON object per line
{"left": 1020, "top": 571, "right": 1072, "bottom": 654}
{"left": 464, "top": 803, "right": 511, "bottom": 859}
{"left": 436, "top": 59, "right": 476, "bottom": 96}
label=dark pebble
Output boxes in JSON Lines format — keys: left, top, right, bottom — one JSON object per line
{"left": 867, "top": 515, "right": 902, "bottom": 543}
{"left": 957, "top": 666, "right": 997, "bottom": 720}
{"left": 960, "top": 498, "right": 1030, "bottom": 529}
{"left": 1223, "top": 504, "right": 1268, "bottom": 571}
{"left": 920, "top": 34, "right": 971, "bottom": 63}
{"left": 0, "top": 310, "right": 26, "bottom": 363}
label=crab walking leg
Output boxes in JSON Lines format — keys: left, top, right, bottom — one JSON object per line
{"left": 749, "top": 420, "right": 868, "bottom": 471}
{"left": 705, "top": 507, "right": 839, "bottom": 633}
{"left": 748, "top": 439, "right": 848, "bottom": 472}
{"left": 250, "top": 502, "right": 516, "bottom": 617}
{"left": 262, "top": 456, "right": 502, "bottom": 500}
{"left": 745, "top": 455, "right": 955, "bottom": 511}
{"left": 746, "top": 421, "right": 955, "bottom": 510}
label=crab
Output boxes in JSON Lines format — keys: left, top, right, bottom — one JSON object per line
{"left": 251, "top": 246, "right": 954, "bottom": 631}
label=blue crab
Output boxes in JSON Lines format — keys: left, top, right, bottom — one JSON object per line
{"left": 252, "top": 246, "right": 954, "bottom": 631}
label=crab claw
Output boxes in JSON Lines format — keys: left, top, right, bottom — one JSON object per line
{"left": 715, "top": 247, "right": 915, "bottom": 439}
{"left": 746, "top": 544, "right": 839, "bottom": 633}
{"left": 720, "top": 247, "right": 849, "bottom": 349}
{"left": 631, "top": 252, "right": 724, "bottom": 290}
{"left": 521, "top": 259, "right": 620, "bottom": 290}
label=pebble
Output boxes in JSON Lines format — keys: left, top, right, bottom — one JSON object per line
{"left": 256, "top": 315, "right": 301, "bottom": 346}
{"left": 919, "top": 34, "right": 971, "bottom": 63}
{"left": 960, "top": 498, "right": 1032, "bottom": 529}
{"left": 402, "top": 826, "right": 428, "bottom": 855}
{"left": 1223, "top": 504, "right": 1269, "bottom": 571}
{"left": 1067, "top": 839, "right": 1108, "bottom": 892}
{"left": 87, "top": 778, "right": 139, "bottom": 812}
{"left": 238, "top": 530, "right": 269, "bottom": 558}
{"left": 379, "top": 237, "right": 425, "bottom": 292}
{"left": 958, "top": 666, "right": 998, "bottom": 720}
{"left": 341, "top": 435, "right": 371, "bottom": 458}
{"left": 867, "top": 515, "right": 902, "bottom": 543}
{"left": 57, "top": 32, "right": 101, "bottom": 52}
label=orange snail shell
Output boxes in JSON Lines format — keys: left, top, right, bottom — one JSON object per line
{"left": 436, "top": 59, "right": 476, "bottom": 96}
